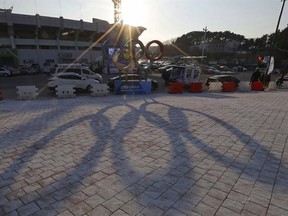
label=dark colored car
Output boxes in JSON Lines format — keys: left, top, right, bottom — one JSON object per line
{"left": 108, "top": 74, "right": 158, "bottom": 91}
{"left": 205, "top": 75, "right": 240, "bottom": 86}
{"left": 18, "top": 66, "right": 36, "bottom": 75}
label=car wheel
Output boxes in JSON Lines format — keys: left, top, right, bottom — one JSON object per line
{"left": 87, "top": 85, "right": 93, "bottom": 93}
{"left": 3, "top": 73, "right": 9, "bottom": 77}
{"left": 52, "top": 86, "right": 57, "bottom": 93}
{"left": 151, "top": 83, "right": 158, "bottom": 90}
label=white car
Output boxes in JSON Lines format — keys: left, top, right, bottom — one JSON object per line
{"left": 0, "top": 67, "right": 12, "bottom": 76}
{"left": 54, "top": 63, "right": 103, "bottom": 83}
{"left": 48, "top": 72, "right": 99, "bottom": 92}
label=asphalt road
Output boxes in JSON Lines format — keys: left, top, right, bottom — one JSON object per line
{"left": 0, "top": 71, "right": 277, "bottom": 100}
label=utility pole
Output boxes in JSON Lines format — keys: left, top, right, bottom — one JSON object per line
{"left": 265, "top": 0, "right": 286, "bottom": 76}
{"left": 201, "top": 27, "right": 208, "bottom": 58}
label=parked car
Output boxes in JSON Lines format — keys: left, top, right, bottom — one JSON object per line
{"left": 31, "top": 64, "right": 41, "bottom": 73}
{"left": 208, "top": 66, "right": 221, "bottom": 74}
{"left": 0, "top": 67, "right": 12, "bottom": 76}
{"left": 48, "top": 72, "right": 99, "bottom": 92}
{"left": 18, "top": 66, "right": 36, "bottom": 75}
{"left": 205, "top": 75, "right": 240, "bottom": 86}
{"left": 158, "top": 64, "right": 175, "bottom": 74}
{"left": 1, "top": 66, "right": 21, "bottom": 76}
{"left": 107, "top": 73, "right": 158, "bottom": 91}
{"left": 233, "top": 66, "right": 247, "bottom": 72}
{"left": 42, "top": 63, "right": 55, "bottom": 75}
{"left": 54, "top": 63, "right": 103, "bottom": 83}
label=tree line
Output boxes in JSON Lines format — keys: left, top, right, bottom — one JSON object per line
{"left": 163, "top": 27, "right": 288, "bottom": 66}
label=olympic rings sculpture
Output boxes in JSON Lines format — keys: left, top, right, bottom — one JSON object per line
{"left": 102, "top": 39, "right": 165, "bottom": 72}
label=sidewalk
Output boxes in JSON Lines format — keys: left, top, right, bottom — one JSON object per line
{"left": 0, "top": 91, "right": 288, "bottom": 216}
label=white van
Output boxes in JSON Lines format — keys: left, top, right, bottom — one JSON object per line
{"left": 54, "top": 63, "right": 103, "bottom": 83}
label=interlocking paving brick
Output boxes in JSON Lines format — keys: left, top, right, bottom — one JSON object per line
{"left": 222, "top": 198, "right": 244, "bottom": 213}
{"left": 68, "top": 201, "right": 92, "bottom": 216}
{"left": 202, "top": 194, "right": 223, "bottom": 209}
{"left": 102, "top": 197, "right": 125, "bottom": 213}
{"left": 208, "top": 188, "right": 228, "bottom": 201}
{"left": 243, "top": 201, "right": 268, "bottom": 215}
{"left": 194, "top": 202, "right": 217, "bottom": 216}
{"left": 267, "top": 205, "right": 288, "bottom": 216}
{"left": 110, "top": 209, "right": 130, "bottom": 216}
{"left": 120, "top": 200, "right": 144, "bottom": 215}
{"left": 57, "top": 210, "right": 74, "bottom": 216}
{"left": 87, "top": 205, "right": 111, "bottom": 216}
{"left": 17, "top": 202, "right": 40, "bottom": 216}
{"left": 216, "top": 206, "right": 241, "bottom": 216}
{"left": 163, "top": 208, "right": 186, "bottom": 216}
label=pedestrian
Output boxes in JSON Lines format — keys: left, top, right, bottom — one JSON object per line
{"left": 276, "top": 73, "right": 285, "bottom": 88}
{"left": 250, "top": 68, "right": 261, "bottom": 84}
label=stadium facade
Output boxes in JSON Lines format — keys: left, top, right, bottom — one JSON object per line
{"left": 0, "top": 10, "right": 145, "bottom": 69}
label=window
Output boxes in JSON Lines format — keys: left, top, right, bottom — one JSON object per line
{"left": 57, "top": 68, "right": 81, "bottom": 75}
{"left": 58, "top": 74, "right": 81, "bottom": 80}
{"left": 82, "top": 69, "right": 92, "bottom": 75}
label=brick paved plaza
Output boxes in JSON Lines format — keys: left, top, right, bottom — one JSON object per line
{"left": 0, "top": 91, "right": 288, "bottom": 216}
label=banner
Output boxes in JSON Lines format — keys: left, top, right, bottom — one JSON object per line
{"left": 268, "top": 56, "right": 274, "bottom": 74}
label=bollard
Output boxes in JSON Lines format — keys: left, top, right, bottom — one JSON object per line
{"left": 251, "top": 81, "right": 264, "bottom": 91}
{"left": 222, "top": 82, "right": 237, "bottom": 92}
{"left": 189, "top": 82, "right": 203, "bottom": 93}
{"left": 238, "top": 82, "right": 251, "bottom": 92}
{"left": 208, "top": 82, "right": 222, "bottom": 92}
{"left": 168, "top": 82, "right": 184, "bottom": 94}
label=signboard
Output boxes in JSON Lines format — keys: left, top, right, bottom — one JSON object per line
{"left": 114, "top": 80, "right": 151, "bottom": 94}
{"left": 169, "top": 66, "right": 201, "bottom": 84}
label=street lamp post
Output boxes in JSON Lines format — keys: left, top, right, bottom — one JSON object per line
{"left": 265, "top": 0, "right": 286, "bottom": 77}
{"left": 201, "top": 27, "right": 208, "bottom": 59}
{"left": 271, "top": 0, "right": 286, "bottom": 57}
{"left": 261, "top": 0, "right": 287, "bottom": 88}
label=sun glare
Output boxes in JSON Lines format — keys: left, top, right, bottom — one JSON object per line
{"left": 122, "top": 0, "right": 146, "bottom": 26}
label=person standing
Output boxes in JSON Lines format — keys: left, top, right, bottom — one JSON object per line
{"left": 250, "top": 68, "right": 262, "bottom": 84}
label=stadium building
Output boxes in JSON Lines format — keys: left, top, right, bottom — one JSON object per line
{"left": 0, "top": 10, "right": 145, "bottom": 71}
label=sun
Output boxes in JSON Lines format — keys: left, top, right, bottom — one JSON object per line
{"left": 121, "top": 0, "right": 146, "bottom": 26}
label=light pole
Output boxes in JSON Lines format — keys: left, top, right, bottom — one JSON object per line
{"left": 201, "top": 27, "right": 208, "bottom": 59}
{"left": 271, "top": 0, "right": 286, "bottom": 57}
{"left": 265, "top": 0, "right": 286, "bottom": 76}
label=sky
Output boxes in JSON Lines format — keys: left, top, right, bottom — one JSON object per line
{"left": 2, "top": 0, "right": 288, "bottom": 44}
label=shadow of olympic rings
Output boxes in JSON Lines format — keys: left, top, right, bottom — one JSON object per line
{"left": 0, "top": 101, "right": 194, "bottom": 214}
{"left": 0, "top": 98, "right": 287, "bottom": 214}
{"left": 147, "top": 100, "right": 288, "bottom": 188}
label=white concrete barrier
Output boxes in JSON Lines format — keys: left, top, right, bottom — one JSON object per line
{"left": 56, "top": 85, "right": 76, "bottom": 98}
{"left": 238, "top": 82, "right": 251, "bottom": 92}
{"left": 90, "top": 84, "right": 109, "bottom": 96}
{"left": 266, "top": 81, "right": 277, "bottom": 91}
{"left": 208, "top": 82, "right": 222, "bottom": 92}
{"left": 16, "top": 85, "right": 38, "bottom": 99}
{"left": 282, "top": 81, "right": 288, "bottom": 89}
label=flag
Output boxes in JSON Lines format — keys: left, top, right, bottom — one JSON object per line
{"left": 268, "top": 56, "right": 274, "bottom": 74}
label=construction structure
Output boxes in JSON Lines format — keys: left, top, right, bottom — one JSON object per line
{"left": 112, "top": 0, "right": 122, "bottom": 23}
